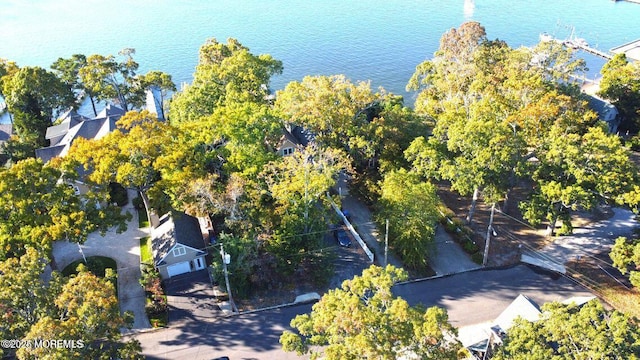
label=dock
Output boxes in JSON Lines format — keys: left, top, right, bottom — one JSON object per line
{"left": 540, "top": 33, "right": 612, "bottom": 60}
{"left": 563, "top": 39, "right": 613, "bottom": 60}
{"left": 610, "top": 39, "right": 640, "bottom": 62}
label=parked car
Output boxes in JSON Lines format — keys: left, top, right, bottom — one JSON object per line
{"left": 334, "top": 227, "right": 352, "bottom": 247}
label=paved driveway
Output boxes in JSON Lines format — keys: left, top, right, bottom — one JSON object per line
{"left": 522, "top": 207, "right": 637, "bottom": 272}
{"left": 165, "top": 270, "right": 219, "bottom": 324}
{"left": 51, "top": 190, "right": 150, "bottom": 330}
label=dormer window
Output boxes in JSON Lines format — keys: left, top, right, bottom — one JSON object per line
{"left": 282, "top": 147, "right": 294, "bottom": 156}
{"left": 173, "top": 246, "right": 186, "bottom": 257}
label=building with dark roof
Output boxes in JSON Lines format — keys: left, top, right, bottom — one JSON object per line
{"left": 35, "top": 104, "right": 125, "bottom": 162}
{"left": 151, "top": 211, "right": 208, "bottom": 279}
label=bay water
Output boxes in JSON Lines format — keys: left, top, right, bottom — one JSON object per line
{"left": 1, "top": 0, "right": 639, "bottom": 104}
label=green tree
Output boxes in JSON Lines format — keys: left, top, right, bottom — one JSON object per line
{"left": 2, "top": 66, "right": 75, "bottom": 148}
{"left": 17, "top": 270, "right": 142, "bottom": 360}
{"left": 274, "top": 75, "right": 377, "bottom": 150}
{"left": 66, "top": 110, "right": 175, "bottom": 223}
{"left": 51, "top": 54, "right": 98, "bottom": 116}
{"left": 610, "top": 236, "right": 640, "bottom": 287}
{"left": 598, "top": 53, "right": 640, "bottom": 131}
{"left": 261, "top": 146, "right": 347, "bottom": 272}
{"left": 169, "top": 38, "right": 283, "bottom": 123}
{"left": 280, "top": 265, "right": 462, "bottom": 360}
{"left": 519, "top": 125, "right": 636, "bottom": 235}
{"left": 0, "top": 158, "right": 127, "bottom": 260}
{"left": 494, "top": 300, "right": 640, "bottom": 359}
{"left": 0, "top": 248, "right": 62, "bottom": 353}
{"left": 376, "top": 169, "right": 439, "bottom": 270}
{"left": 78, "top": 49, "right": 145, "bottom": 111}
{"left": 140, "top": 70, "right": 176, "bottom": 120}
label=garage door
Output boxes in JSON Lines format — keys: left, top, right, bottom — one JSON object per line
{"left": 167, "top": 261, "right": 191, "bottom": 277}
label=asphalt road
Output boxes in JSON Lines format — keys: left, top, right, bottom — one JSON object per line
{"left": 132, "top": 304, "right": 313, "bottom": 360}
{"left": 394, "top": 264, "right": 593, "bottom": 328}
{"left": 132, "top": 264, "right": 592, "bottom": 359}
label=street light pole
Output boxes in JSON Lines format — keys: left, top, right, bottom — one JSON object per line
{"left": 483, "top": 203, "right": 496, "bottom": 267}
{"left": 220, "top": 243, "right": 238, "bottom": 313}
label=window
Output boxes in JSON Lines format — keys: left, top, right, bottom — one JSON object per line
{"left": 282, "top": 147, "right": 294, "bottom": 156}
{"left": 172, "top": 246, "right": 186, "bottom": 257}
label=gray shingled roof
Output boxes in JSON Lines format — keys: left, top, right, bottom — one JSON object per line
{"left": 0, "top": 124, "right": 12, "bottom": 143}
{"left": 152, "top": 211, "right": 206, "bottom": 266}
{"left": 35, "top": 145, "right": 66, "bottom": 163}
{"left": 36, "top": 104, "right": 124, "bottom": 162}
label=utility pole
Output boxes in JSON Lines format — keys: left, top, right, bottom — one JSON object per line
{"left": 220, "top": 243, "right": 237, "bottom": 313}
{"left": 483, "top": 203, "right": 495, "bottom": 267}
{"left": 384, "top": 219, "right": 389, "bottom": 267}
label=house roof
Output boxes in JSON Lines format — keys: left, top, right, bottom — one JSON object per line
{"left": 36, "top": 104, "right": 124, "bottom": 162}
{"left": 0, "top": 123, "right": 13, "bottom": 142}
{"left": 151, "top": 211, "right": 206, "bottom": 266}
{"left": 278, "top": 125, "right": 314, "bottom": 150}
{"left": 35, "top": 144, "right": 67, "bottom": 163}
{"left": 493, "top": 294, "right": 542, "bottom": 333}
{"left": 586, "top": 95, "right": 618, "bottom": 122}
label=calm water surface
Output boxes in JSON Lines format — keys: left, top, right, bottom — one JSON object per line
{"left": 1, "top": 0, "right": 639, "bottom": 102}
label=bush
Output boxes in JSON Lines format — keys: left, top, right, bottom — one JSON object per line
{"left": 132, "top": 195, "right": 144, "bottom": 210}
{"left": 463, "top": 240, "right": 479, "bottom": 254}
{"left": 108, "top": 182, "right": 128, "bottom": 206}
{"left": 471, "top": 252, "right": 484, "bottom": 264}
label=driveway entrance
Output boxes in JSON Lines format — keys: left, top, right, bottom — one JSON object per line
{"left": 164, "top": 270, "right": 219, "bottom": 324}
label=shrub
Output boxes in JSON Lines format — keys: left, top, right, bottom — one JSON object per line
{"left": 471, "top": 252, "right": 484, "bottom": 264}
{"left": 132, "top": 195, "right": 144, "bottom": 210}
{"left": 463, "top": 240, "right": 479, "bottom": 254}
{"left": 108, "top": 182, "right": 128, "bottom": 206}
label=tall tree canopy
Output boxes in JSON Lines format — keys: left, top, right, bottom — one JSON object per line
{"left": 2, "top": 66, "right": 75, "bottom": 147}
{"left": 598, "top": 53, "right": 640, "bottom": 131}
{"left": 610, "top": 236, "right": 640, "bottom": 288}
{"left": 405, "top": 21, "right": 608, "bottom": 229}
{"left": 170, "top": 38, "right": 283, "bottom": 123}
{"left": 65, "top": 110, "right": 179, "bottom": 222}
{"left": 0, "top": 158, "right": 127, "bottom": 260}
{"left": 281, "top": 265, "right": 462, "bottom": 359}
{"left": 78, "top": 49, "right": 147, "bottom": 111}
{"left": 493, "top": 300, "right": 640, "bottom": 359}
{"left": 260, "top": 146, "right": 347, "bottom": 272}
{"left": 376, "top": 169, "right": 440, "bottom": 270}
{"left": 520, "top": 125, "right": 636, "bottom": 235}
{"left": 0, "top": 249, "right": 142, "bottom": 360}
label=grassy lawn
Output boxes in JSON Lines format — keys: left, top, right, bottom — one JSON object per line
{"left": 138, "top": 208, "right": 149, "bottom": 228}
{"left": 62, "top": 256, "right": 118, "bottom": 295}
{"left": 140, "top": 236, "right": 152, "bottom": 264}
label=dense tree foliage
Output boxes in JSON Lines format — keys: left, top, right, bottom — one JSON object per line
{"left": 610, "top": 236, "right": 640, "bottom": 287}
{"left": 65, "top": 110, "right": 181, "bottom": 222}
{"left": 79, "top": 49, "right": 144, "bottom": 111}
{"left": 376, "top": 169, "right": 439, "bottom": 270}
{"left": 0, "top": 158, "right": 127, "bottom": 260}
{"left": 2, "top": 66, "right": 75, "bottom": 153}
{"left": 0, "top": 249, "right": 142, "bottom": 360}
{"left": 598, "top": 53, "right": 640, "bottom": 131}
{"left": 520, "top": 125, "right": 636, "bottom": 235}
{"left": 281, "top": 265, "right": 462, "bottom": 359}
{"left": 260, "top": 146, "right": 347, "bottom": 272}
{"left": 493, "top": 300, "right": 640, "bottom": 359}
{"left": 405, "top": 21, "right": 634, "bottom": 234}
{"left": 169, "top": 38, "right": 283, "bottom": 123}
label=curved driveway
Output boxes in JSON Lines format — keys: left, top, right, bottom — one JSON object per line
{"left": 51, "top": 190, "right": 151, "bottom": 330}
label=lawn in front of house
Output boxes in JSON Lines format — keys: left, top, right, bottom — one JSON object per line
{"left": 140, "top": 236, "right": 152, "bottom": 264}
